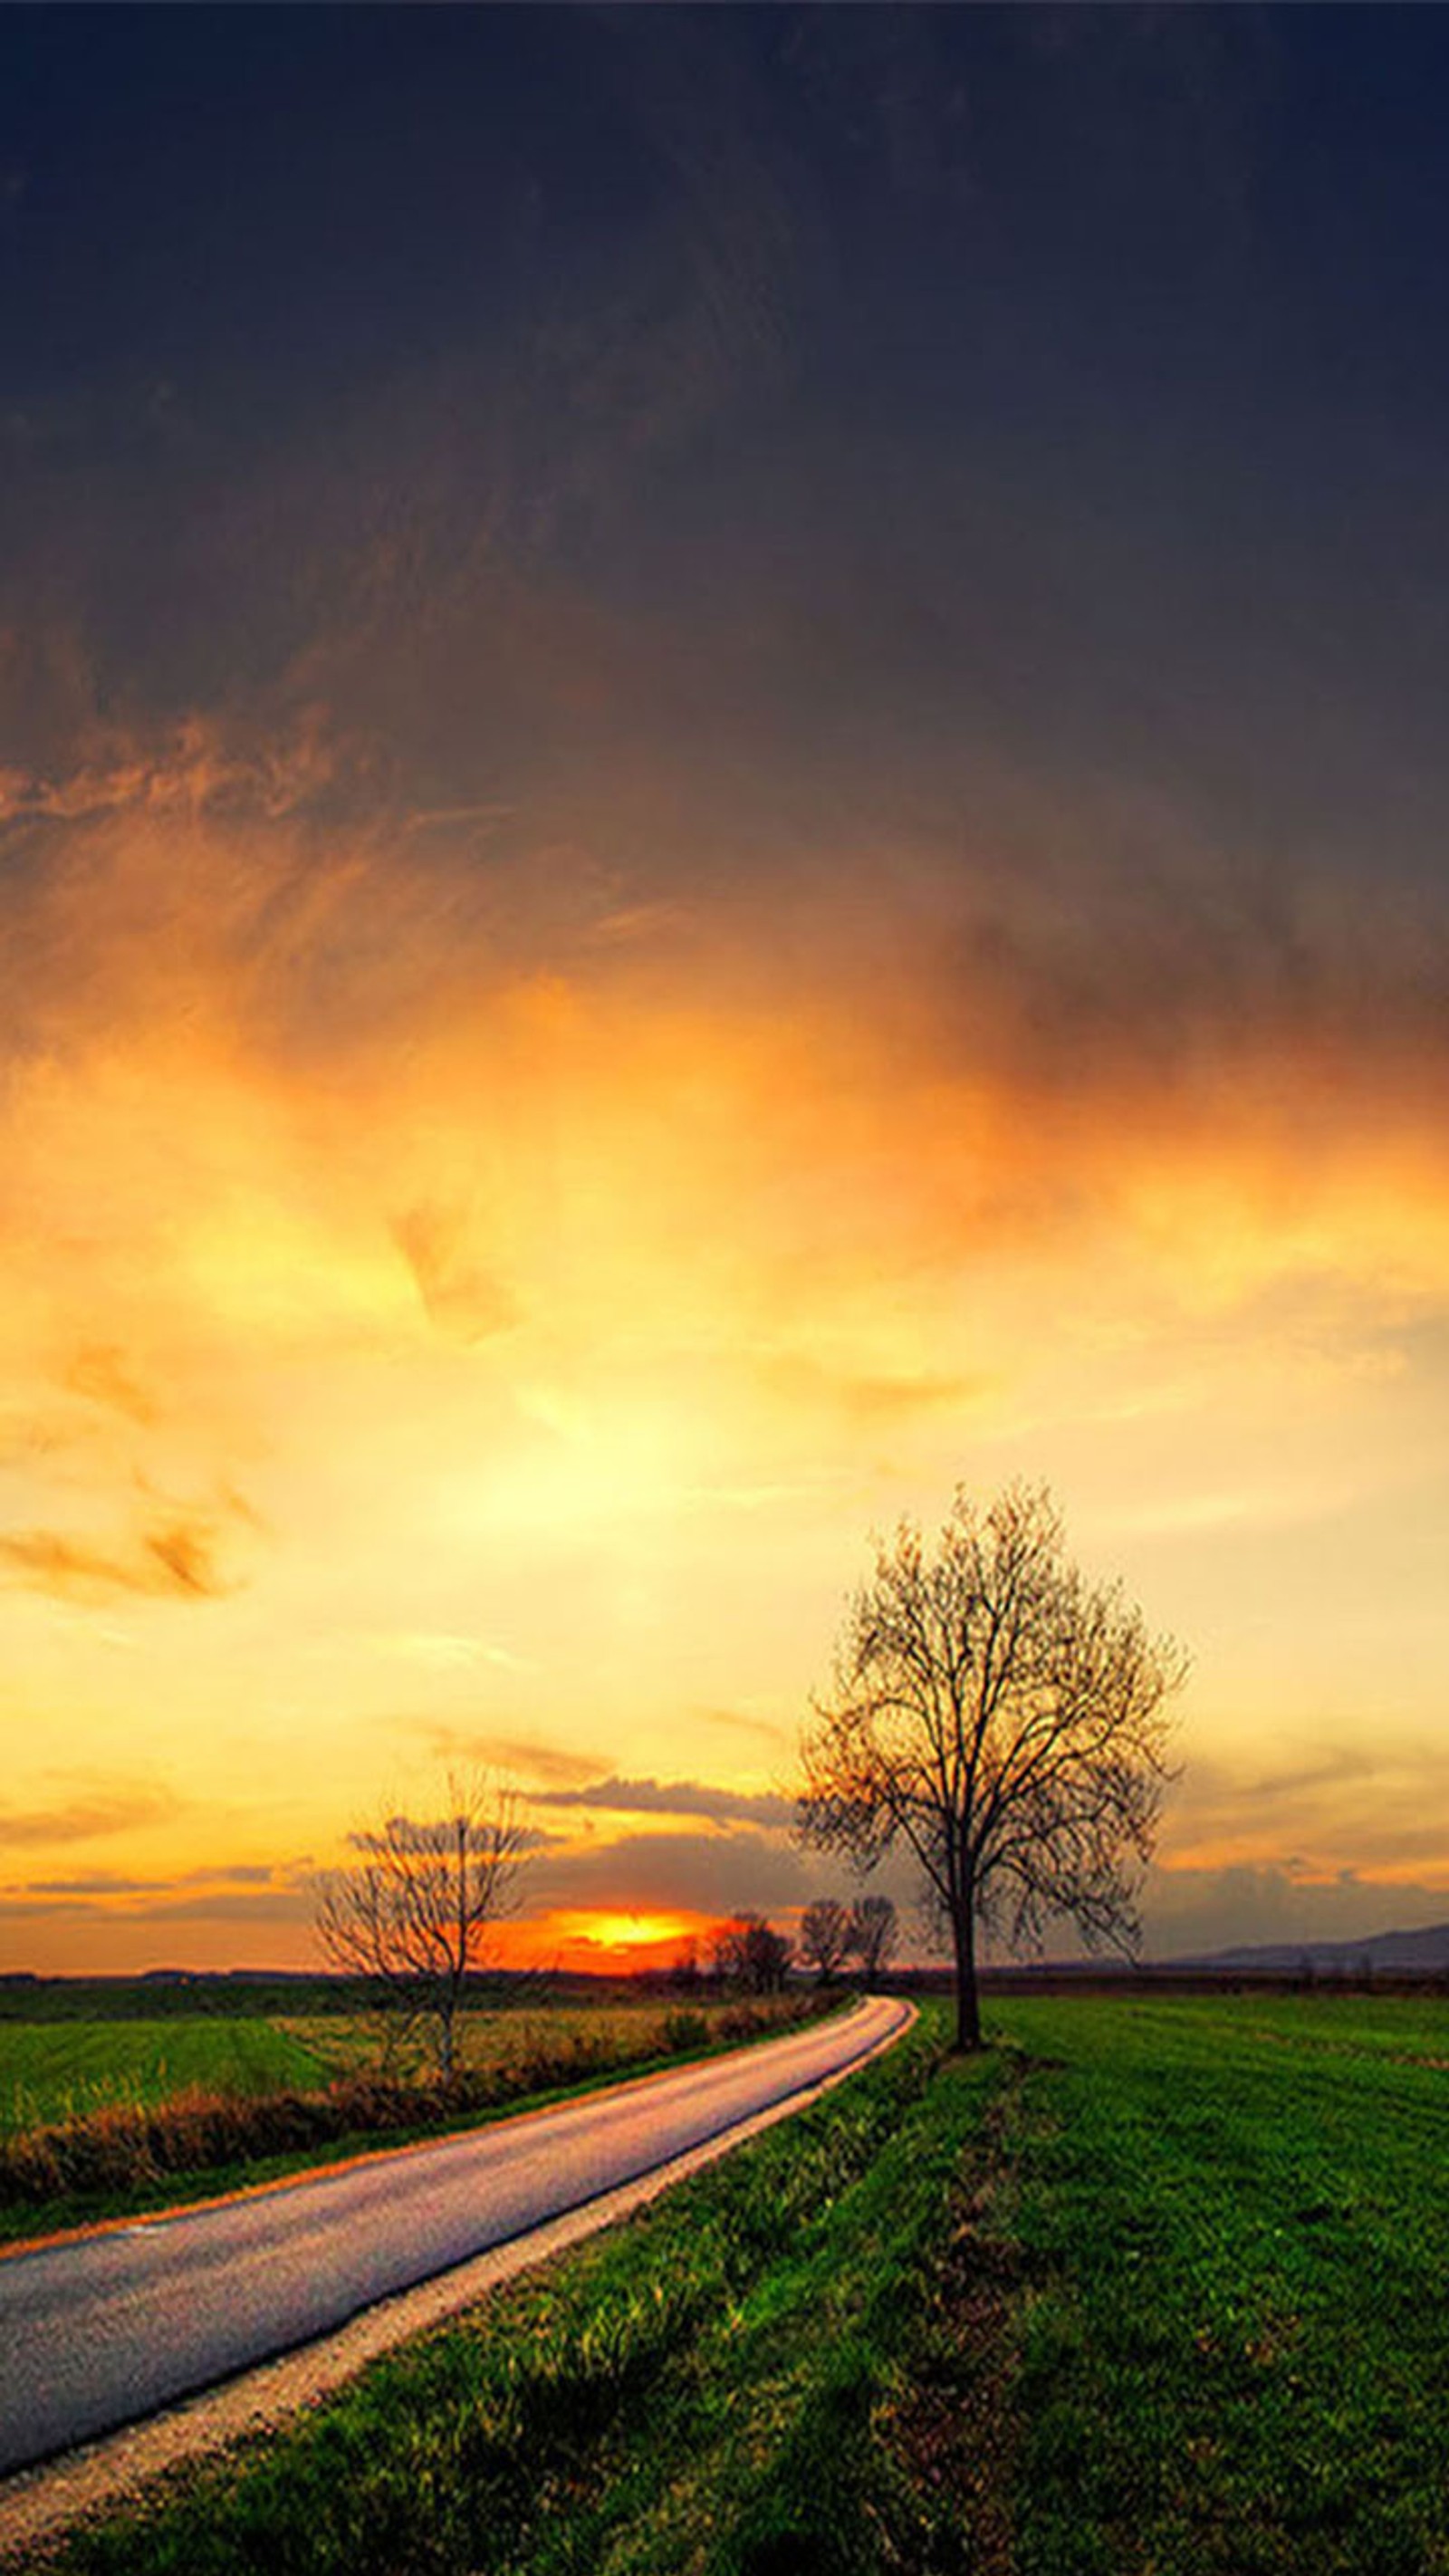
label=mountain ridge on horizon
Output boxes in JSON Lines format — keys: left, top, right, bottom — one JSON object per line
{"left": 1174, "top": 1918, "right": 1449, "bottom": 1974}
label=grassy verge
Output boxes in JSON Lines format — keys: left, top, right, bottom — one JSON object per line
{"left": 0, "top": 1996, "right": 838, "bottom": 2247}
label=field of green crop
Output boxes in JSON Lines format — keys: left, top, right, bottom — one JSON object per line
{"left": 0, "top": 1994, "right": 828, "bottom": 2243}
{"left": 0, "top": 1998, "right": 803, "bottom": 2141}
{"left": 1006, "top": 1991, "right": 1449, "bottom": 2575}
{"left": 34, "top": 1989, "right": 1449, "bottom": 2576}
{"left": 0, "top": 2018, "right": 326, "bottom": 2137}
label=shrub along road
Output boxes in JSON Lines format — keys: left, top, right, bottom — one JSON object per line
{"left": 0, "top": 1995, "right": 907, "bottom": 2480}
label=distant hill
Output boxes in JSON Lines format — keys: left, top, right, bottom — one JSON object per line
{"left": 1185, "top": 1921, "right": 1449, "bottom": 1975}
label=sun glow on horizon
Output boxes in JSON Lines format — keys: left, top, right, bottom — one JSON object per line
{"left": 548, "top": 1910, "right": 700, "bottom": 1956}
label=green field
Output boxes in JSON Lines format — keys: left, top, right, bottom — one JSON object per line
{"left": 0, "top": 2000, "right": 805, "bottom": 2139}
{"left": 1008, "top": 1991, "right": 1449, "bottom": 2576}
{"left": 34, "top": 1989, "right": 1449, "bottom": 2576}
{"left": 0, "top": 2018, "right": 326, "bottom": 2137}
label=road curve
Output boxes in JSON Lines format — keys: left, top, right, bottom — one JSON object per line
{"left": 0, "top": 1995, "right": 909, "bottom": 2476}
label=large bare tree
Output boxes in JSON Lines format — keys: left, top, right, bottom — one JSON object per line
{"left": 796, "top": 1484, "right": 1185, "bottom": 2050}
{"left": 313, "top": 1773, "right": 528, "bottom": 2081}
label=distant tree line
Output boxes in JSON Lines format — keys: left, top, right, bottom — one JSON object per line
{"left": 669, "top": 1896, "right": 899, "bottom": 1996}
{"left": 798, "top": 1894, "right": 899, "bottom": 1985}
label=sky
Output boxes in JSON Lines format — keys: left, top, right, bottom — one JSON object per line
{"left": 5, "top": 6, "right": 1449, "bottom": 1975}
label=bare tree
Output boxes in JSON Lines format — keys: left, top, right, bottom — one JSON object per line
{"left": 796, "top": 1484, "right": 1185, "bottom": 2050}
{"left": 313, "top": 1773, "right": 528, "bottom": 2081}
{"left": 710, "top": 1911, "right": 792, "bottom": 1994}
{"left": 847, "top": 1893, "right": 898, "bottom": 1985}
{"left": 799, "top": 1896, "right": 852, "bottom": 1985}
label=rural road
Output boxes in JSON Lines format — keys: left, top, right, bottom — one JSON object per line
{"left": 0, "top": 1995, "right": 909, "bottom": 2478}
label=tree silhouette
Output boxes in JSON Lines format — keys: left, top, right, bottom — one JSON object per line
{"left": 799, "top": 1896, "right": 852, "bottom": 1984}
{"left": 313, "top": 1773, "right": 527, "bottom": 2081}
{"left": 710, "top": 1911, "right": 792, "bottom": 1994}
{"left": 847, "top": 1893, "right": 898, "bottom": 1985}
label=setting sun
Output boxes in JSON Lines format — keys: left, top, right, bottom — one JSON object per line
{"left": 534, "top": 1911, "right": 705, "bottom": 1971}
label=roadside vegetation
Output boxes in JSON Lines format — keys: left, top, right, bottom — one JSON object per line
{"left": 0, "top": 1994, "right": 831, "bottom": 2244}
{"left": 24, "top": 1989, "right": 1449, "bottom": 2576}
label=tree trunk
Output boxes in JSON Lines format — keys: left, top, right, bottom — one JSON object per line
{"left": 952, "top": 1898, "right": 982, "bottom": 2051}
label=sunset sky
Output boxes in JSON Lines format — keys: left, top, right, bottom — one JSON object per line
{"left": 5, "top": 9, "right": 1449, "bottom": 1975}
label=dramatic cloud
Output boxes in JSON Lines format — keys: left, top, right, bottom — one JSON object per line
{"left": 386, "top": 1726, "right": 611, "bottom": 1792}
{"left": 5, "top": 13, "right": 1449, "bottom": 1967}
{"left": 1159, "top": 1732, "right": 1449, "bottom": 1882}
{"left": 17, "top": 1862, "right": 275, "bottom": 1898}
{"left": 392, "top": 1205, "right": 521, "bottom": 1345}
{"left": 531, "top": 1774, "right": 793, "bottom": 1829}
{"left": 528, "top": 1826, "right": 817, "bottom": 1918}
{"left": 0, "top": 1885, "right": 312, "bottom": 1928}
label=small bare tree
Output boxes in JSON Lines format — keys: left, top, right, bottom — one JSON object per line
{"left": 313, "top": 1773, "right": 527, "bottom": 2081}
{"left": 710, "top": 1912, "right": 792, "bottom": 1994}
{"left": 847, "top": 1894, "right": 898, "bottom": 1985}
{"left": 799, "top": 1896, "right": 852, "bottom": 1985}
{"left": 796, "top": 1484, "right": 1185, "bottom": 2050}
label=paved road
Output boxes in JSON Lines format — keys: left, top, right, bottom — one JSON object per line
{"left": 0, "top": 1996, "right": 908, "bottom": 2475}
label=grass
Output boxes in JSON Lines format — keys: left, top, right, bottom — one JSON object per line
{"left": 19, "top": 1990, "right": 1449, "bottom": 2575}
{"left": 0, "top": 2018, "right": 325, "bottom": 2136}
{"left": 1002, "top": 1992, "right": 1449, "bottom": 2576}
{"left": 0, "top": 1995, "right": 833, "bottom": 2244}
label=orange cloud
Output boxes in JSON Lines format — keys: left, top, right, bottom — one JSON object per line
{"left": 62, "top": 1343, "right": 158, "bottom": 1426}
{"left": 0, "top": 1783, "right": 180, "bottom": 1849}
{"left": 0, "top": 1520, "right": 228, "bottom": 1603}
